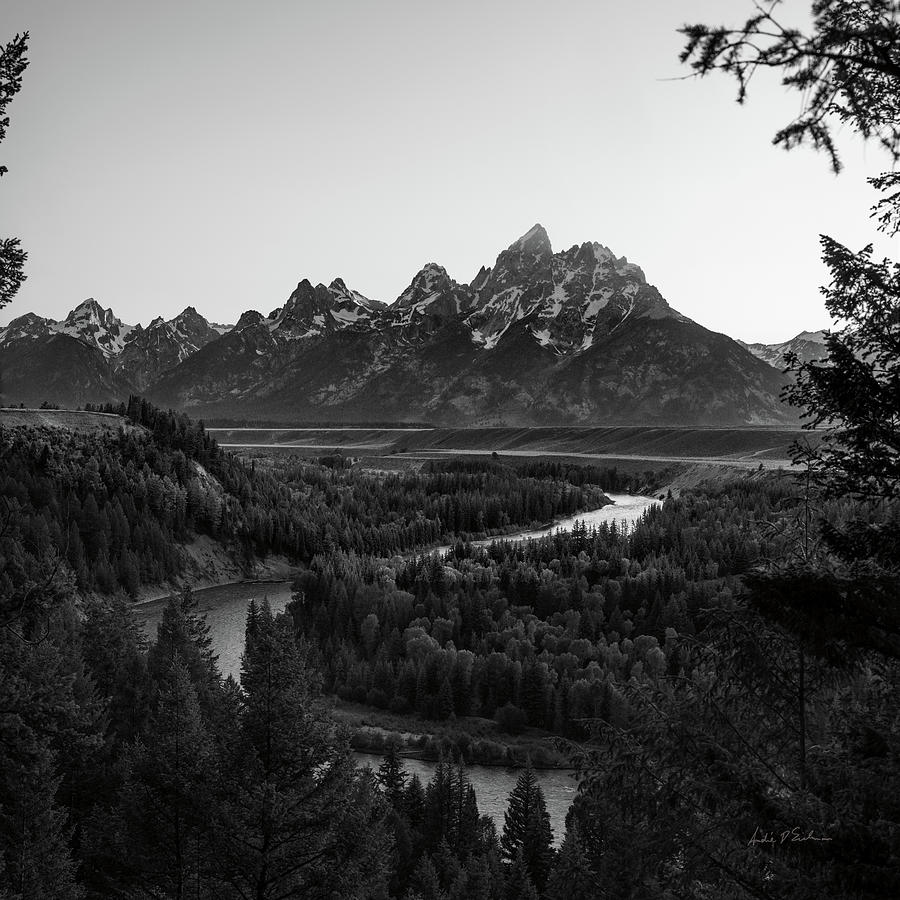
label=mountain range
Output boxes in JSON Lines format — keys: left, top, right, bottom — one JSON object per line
{"left": 0, "top": 225, "right": 823, "bottom": 424}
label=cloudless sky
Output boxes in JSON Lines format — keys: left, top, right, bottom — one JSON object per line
{"left": 0, "top": 0, "right": 895, "bottom": 341}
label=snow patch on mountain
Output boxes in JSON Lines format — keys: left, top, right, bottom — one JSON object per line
{"left": 56, "top": 299, "right": 135, "bottom": 356}
{"left": 742, "top": 329, "right": 830, "bottom": 368}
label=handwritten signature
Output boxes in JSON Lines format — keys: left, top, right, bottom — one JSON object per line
{"left": 748, "top": 826, "right": 833, "bottom": 847}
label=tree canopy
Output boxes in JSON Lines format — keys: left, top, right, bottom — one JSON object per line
{"left": 680, "top": 1, "right": 900, "bottom": 173}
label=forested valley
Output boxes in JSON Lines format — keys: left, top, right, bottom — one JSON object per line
{"left": 1, "top": 395, "right": 898, "bottom": 898}
{"left": 4, "top": 396, "right": 631, "bottom": 597}
{"left": 3, "top": 2, "right": 900, "bottom": 894}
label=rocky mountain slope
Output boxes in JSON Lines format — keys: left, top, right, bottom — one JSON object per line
{"left": 0, "top": 226, "right": 797, "bottom": 424}
{"left": 118, "top": 307, "right": 224, "bottom": 390}
{"left": 741, "top": 330, "right": 829, "bottom": 370}
{"left": 0, "top": 300, "right": 229, "bottom": 405}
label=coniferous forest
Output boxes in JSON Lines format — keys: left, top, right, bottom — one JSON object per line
{"left": 2, "top": 3, "right": 900, "bottom": 898}
{"left": 1, "top": 392, "right": 898, "bottom": 898}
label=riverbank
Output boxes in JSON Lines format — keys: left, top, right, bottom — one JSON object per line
{"left": 334, "top": 700, "right": 574, "bottom": 768}
{"left": 132, "top": 535, "right": 299, "bottom": 606}
{"left": 134, "top": 579, "right": 578, "bottom": 769}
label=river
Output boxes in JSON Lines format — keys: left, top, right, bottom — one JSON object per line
{"left": 135, "top": 580, "right": 297, "bottom": 681}
{"left": 133, "top": 493, "right": 657, "bottom": 840}
{"left": 425, "top": 491, "right": 659, "bottom": 556}
{"left": 352, "top": 752, "right": 577, "bottom": 846}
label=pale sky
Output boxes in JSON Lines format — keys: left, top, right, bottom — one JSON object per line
{"left": 0, "top": 0, "right": 895, "bottom": 342}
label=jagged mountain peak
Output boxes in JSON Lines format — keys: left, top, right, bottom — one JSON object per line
{"left": 511, "top": 223, "right": 551, "bottom": 251}
{"left": 66, "top": 297, "right": 107, "bottom": 317}
{"left": 563, "top": 241, "right": 647, "bottom": 281}
{"left": 0, "top": 312, "right": 54, "bottom": 345}
{"left": 327, "top": 278, "right": 385, "bottom": 312}
{"left": 235, "top": 310, "right": 264, "bottom": 330}
{"left": 394, "top": 263, "right": 453, "bottom": 309}
{"left": 267, "top": 275, "right": 384, "bottom": 338}
{"left": 464, "top": 227, "right": 685, "bottom": 352}
{"left": 62, "top": 298, "right": 113, "bottom": 327}
{"left": 59, "top": 298, "right": 135, "bottom": 356}
{"left": 175, "top": 305, "right": 205, "bottom": 322}
{"left": 117, "top": 303, "right": 222, "bottom": 390}
{"left": 497, "top": 224, "right": 553, "bottom": 270}
{"left": 390, "top": 263, "right": 474, "bottom": 337}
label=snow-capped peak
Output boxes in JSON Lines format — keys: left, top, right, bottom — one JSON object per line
{"left": 394, "top": 263, "right": 451, "bottom": 309}
{"left": 265, "top": 277, "right": 384, "bottom": 339}
{"left": 56, "top": 299, "right": 135, "bottom": 356}
{"left": 389, "top": 264, "right": 474, "bottom": 338}
{"left": 464, "top": 225, "right": 682, "bottom": 353}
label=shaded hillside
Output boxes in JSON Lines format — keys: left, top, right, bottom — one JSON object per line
{"left": 0, "top": 333, "right": 131, "bottom": 407}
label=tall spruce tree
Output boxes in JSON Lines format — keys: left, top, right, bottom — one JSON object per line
{"left": 544, "top": 825, "right": 599, "bottom": 900}
{"left": 500, "top": 763, "right": 554, "bottom": 891}
{"left": 378, "top": 741, "right": 409, "bottom": 810}
{"left": 504, "top": 849, "right": 539, "bottom": 900}
{"left": 214, "top": 602, "right": 390, "bottom": 899}
{"left": 115, "top": 657, "right": 215, "bottom": 899}
{"left": 0, "top": 750, "right": 83, "bottom": 899}
{"left": 147, "top": 587, "right": 221, "bottom": 712}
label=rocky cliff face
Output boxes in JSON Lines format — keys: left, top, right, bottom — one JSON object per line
{"left": 117, "top": 307, "right": 223, "bottom": 390}
{"left": 57, "top": 298, "right": 136, "bottom": 355}
{"left": 0, "top": 226, "right": 799, "bottom": 424}
{"left": 391, "top": 264, "right": 475, "bottom": 342}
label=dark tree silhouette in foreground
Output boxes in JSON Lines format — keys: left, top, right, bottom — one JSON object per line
{"left": 0, "top": 32, "right": 28, "bottom": 308}
{"left": 680, "top": 0, "right": 900, "bottom": 173}
{"left": 684, "top": 0, "right": 900, "bottom": 656}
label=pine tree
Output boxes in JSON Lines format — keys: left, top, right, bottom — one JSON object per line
{"left": 408, "top": 855, "right": 446, "bottom": 900}
{"left": 404, "top": 773, "right": 426, "bottom": 829}
{"left": 545, "top": 826, "right": 598, "bottom": 900}
{"left": 0, "top": 750, "right": 83, "bottom": 899}
{"left": 504, "top": 849, "right": 539, "bottom": 900}
{"left": 147, "top": 588, "right": 220, "bottom": 712}
{"left": 245, "top": 596, "right": 259, "bottom": 645}
{"left": 500, "top": 763, "right": 554, "bottom": 891}
{"left": 422, "top": 757, "right": 456, "bottom": 851}
{"left": 461, "top": 851, "right": 503, "bottom": 900}
{"left": 214, "top": 602, "right": 390, "bottom": 899}
{"left": 437, "top": 675, "right": 455, "bottom": 720}
{"left": 80, "top": 593, "right": 150, "bottom": 747}
{"left": 455, "top": 775, "right": 481, "bottom": 861}
{"left": 378, "top": 741, "right": 408, "bottom": 810}
{"left": 115, "top": 657, "right": 214, "bottom": 899}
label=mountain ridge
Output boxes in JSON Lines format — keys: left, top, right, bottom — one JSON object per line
{"left": 740, "top": 330, "right": 829, "bottom": 369}
{"left": 0, "top": 225, "right": 803, "bottom": 424}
